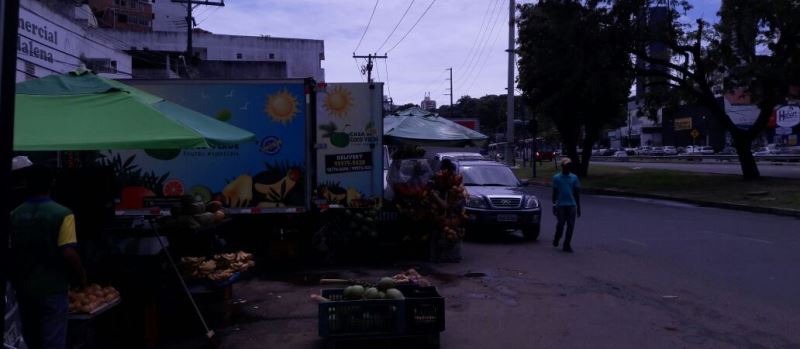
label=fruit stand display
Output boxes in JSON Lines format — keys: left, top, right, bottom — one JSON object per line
{"left": 386, "top": 150, "right": 467, "bottom": 262}
{"left": 68, "top": 284, "right": 121, "bottom": 316}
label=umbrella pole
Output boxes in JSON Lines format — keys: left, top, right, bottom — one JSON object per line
{"left": 149, "top": 218, "right": 217, "bottom": 342}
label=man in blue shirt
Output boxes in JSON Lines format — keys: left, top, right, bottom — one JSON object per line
{"left": 552, "top": 158, "right": 581, "bottom": 252}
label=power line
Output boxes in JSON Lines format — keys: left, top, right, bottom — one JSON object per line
{"left": 375, "top": 0, "right": 416, "bottom": 53}
{"left": 353, "top": 57, "right": 365, "bottom": 82}
{"left": 463, "top": 16, "right": 506, "bottom": 95}
{"left": 454, "top": 0, "right": 500, "bottom": 75}
{"left": 386, "top": 0, "right": 438, "bottom": 53}
{"left": 456, "top": 0, "right": 505, "bottom": 91}
{"left": 456, "top": 0, "right": 507, "bottom": 93}
{"left": 354, "top": 0, "right": 380, "bottom": 53}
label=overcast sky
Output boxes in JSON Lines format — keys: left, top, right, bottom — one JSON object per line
{"left": 200, "top": 0, "right": 721, "bottom": 105}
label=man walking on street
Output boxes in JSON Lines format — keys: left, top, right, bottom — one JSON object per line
{"left": 552, "top": 158, "right": 581, "bottom": 252}
{"left": 10, "top": 165, "right": 87, "bottom": 349}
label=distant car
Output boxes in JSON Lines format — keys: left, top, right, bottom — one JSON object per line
{"left": 432, "top": 152, "right": 491, "bottom": 170}
{"left": 636, "top": 146, "right": 652, "bottom": 155}
{"left": 720, "top": 146, "right": 737, "bottom": 155}
{"left": 753, "top": 147, "right": 782, "bottom": 156}
{"left": 624, "top": 147, "right": 637, "bottom": 155}
{"left": 663, "top": 146, "right": 678, "bottom": 156}
{"left": 535, "top": 148, "right": 557, "bottom": 161}
{"left": 649, "top": 147, "right": 665, "bottom": 156}
{"left": 460, "top": 160, "right": 542, "bottom": 240}
{"left": 613, "top": 151, "right": 629, "bottom": 157}
{"left": 676, "top": 146, "right": 686, "bottom": 154}
{"left": 433, "top": 152, "right": 489, "bottom": 162}
{"left": 698, "top": 146, "right": 715, "bottom": 155}
{"left": 599, "top": 148, "right": 616, "bottom": 156}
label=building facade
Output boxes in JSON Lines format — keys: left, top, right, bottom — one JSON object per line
{"left": 16, "top": 0, "right": 325, "bottom": 83}
{"left": 420, "top": 92, "right": 436, "bottom": 111}
{"left": 16, "top": 0, "right": 133, "bottom": 82}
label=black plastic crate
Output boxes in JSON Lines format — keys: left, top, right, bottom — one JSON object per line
{"left": 318, "top": 285, "right": 445, "bottom": 338}
{"left": 319, "top": 290, "right": 404, "bottom": 337}
{"left": 402, "top": 286, "right": 445, "bottom": 334}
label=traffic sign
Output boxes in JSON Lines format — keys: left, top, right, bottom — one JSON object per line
{"left": 690, "top": 129, "right": 700, "bottom": 139}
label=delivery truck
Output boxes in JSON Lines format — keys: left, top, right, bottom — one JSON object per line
{"left": 106, "top": 79, "right": 384, "bottom": 216}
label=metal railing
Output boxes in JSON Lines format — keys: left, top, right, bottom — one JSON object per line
{"left": 591, "top": 154, "right": 800, "bottom": 163}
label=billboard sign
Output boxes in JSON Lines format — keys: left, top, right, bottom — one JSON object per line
{"left": 776, "top": 105, "right": 800, "bottom": 128}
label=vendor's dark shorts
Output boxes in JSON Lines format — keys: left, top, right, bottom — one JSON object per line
{"left": 17, "top": 293, "right": 68, "bottom": 349}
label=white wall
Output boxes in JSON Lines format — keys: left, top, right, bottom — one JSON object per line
{"left": 16, "top": 0, "right": 132, "bottom": 82}
{"left": 96, "top": 29, "right": 325, "bottom": 81}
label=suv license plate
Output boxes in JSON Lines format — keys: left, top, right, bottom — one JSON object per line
{"left": 497, "top": 214, "right": 518, "bottom": 222}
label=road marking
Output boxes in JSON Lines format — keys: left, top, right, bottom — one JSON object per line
{"left": 619, "top": 238, "right": 648, "bottom": 247}
{"left": 738, "top": 237, "right": 774, "bottom": 244}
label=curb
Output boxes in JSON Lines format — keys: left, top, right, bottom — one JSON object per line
{"left": 529, "top": 182, "right": 800, "bottom": 219}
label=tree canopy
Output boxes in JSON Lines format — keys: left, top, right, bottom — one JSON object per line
{"left": 517, "top": 0, "right": 633, "bottom": 176}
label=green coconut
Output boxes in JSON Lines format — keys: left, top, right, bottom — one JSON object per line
{"left": 364, "top": 287, "right": 381, "bottom": 300}
{"left": 377, "top": 277, "right": 396, "bottom": 291}
{"left": 386, "top": 288, "right": 404, "bottom": 300}
{"left": 343, "top": 285, "right": 365, "bottom": 300}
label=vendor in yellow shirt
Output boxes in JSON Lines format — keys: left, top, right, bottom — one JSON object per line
{"left": 10, "top": 165, "right": 86, "bottom": 349}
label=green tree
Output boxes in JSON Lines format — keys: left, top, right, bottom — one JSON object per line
{"left": 517, "top": 0, "right": 633, "bottom": 176}
{"left": 615, "top": 0, "right": 800, "bottom": 180}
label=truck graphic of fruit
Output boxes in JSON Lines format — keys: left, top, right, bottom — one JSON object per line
{"left": 222, "top": 174, "right": 253, "bottom": 207}
{"left": 319, "top": 122, "right": 350, "bottom": 148}
{"left": 162, "top": 178, "right": 185, "bottom": 197}
{"left": 189, "top": 185, "right": 213, "bottom": 203}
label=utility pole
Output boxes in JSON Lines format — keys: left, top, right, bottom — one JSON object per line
{"left": 0, "top": 0, "right": 21, "bottom": 329}
{"left": 353, "top": 54, "right": 388, "bottom": 83}
{"left": 171, "top": 0, "right": 224, "bottom": 72}
{"left": 445, "top": 67, "right": 453, "bottom": 117}
{"left": 505, "top": 0, "right": 516, "bottom": 165}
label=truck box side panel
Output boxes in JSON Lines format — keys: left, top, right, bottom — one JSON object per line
{"left": 108, "top": 80, "right": 310, "bottom": 213}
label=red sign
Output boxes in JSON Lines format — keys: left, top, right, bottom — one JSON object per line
{"left": 452, "top": 118, "right": 479, "bottom": 131}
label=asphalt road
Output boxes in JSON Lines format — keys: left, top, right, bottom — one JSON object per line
{"left": 594, "top": 160, "right": 800, "bottom": 179}
{"left": 170, "top": 187, "right": 800, "bottom": 349}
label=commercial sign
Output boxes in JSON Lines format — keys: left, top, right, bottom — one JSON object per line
{"left": 775, "top": 127, "right": 793, "bottom": 135}
{"left": 776, "top": 105, "right": 800, "bottom": 128}
{"left": 674, "top": 117, "right": 693, "bottom": 131}
{"left": 16, "top": 5, "right": 131, "bottom": 80}
{"left": 325, "top": 152, "right": 373, "bottom": 174}
{"left": 724, "top": 90, "right": 759, "bottom": 129}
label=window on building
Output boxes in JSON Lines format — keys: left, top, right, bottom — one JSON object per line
{"left": 269, "top": 53, "right": 274, "bottom": 59}
{"left": 236, "top": 53, "right": 242, "bottom": 59}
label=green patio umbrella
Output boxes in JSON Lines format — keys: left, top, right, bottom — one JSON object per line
{"left": 14, "top": 68, "right": 255, "bottom": 151}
